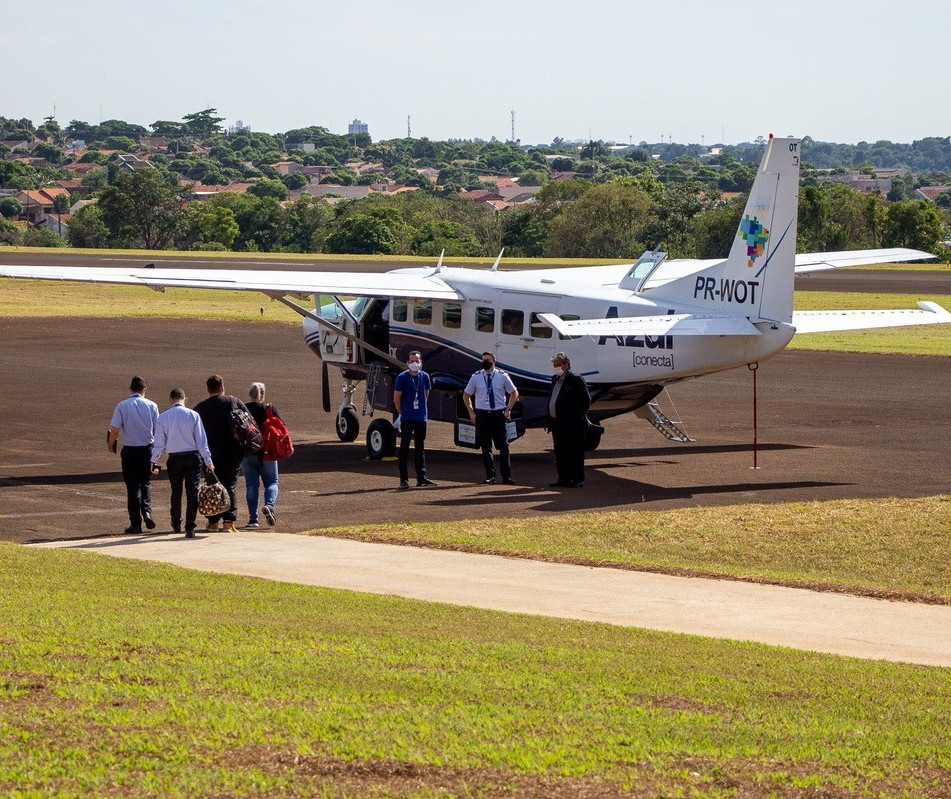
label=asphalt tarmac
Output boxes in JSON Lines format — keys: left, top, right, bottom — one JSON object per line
{"left": 1, "top": 315, "right": 948, "bottom": 545}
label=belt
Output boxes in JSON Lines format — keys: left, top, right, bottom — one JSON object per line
{"left": 168, "top": 450, "right": 199, "bottom": 457}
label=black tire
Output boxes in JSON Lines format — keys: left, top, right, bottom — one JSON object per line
{"left": 366, "top": 418, "right": 397, "bottom": 460}
{"left": 336, "top": 407, "right": 359, "bottom": 442}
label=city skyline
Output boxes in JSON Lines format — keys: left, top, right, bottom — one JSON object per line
{"left": 5, "top": 0, "right": 950, "bottom": 146}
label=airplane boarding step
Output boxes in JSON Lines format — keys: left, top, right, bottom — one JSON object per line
{"left": 635, "top": 401, "right": 695, "bottom": 443}
{"left": 362, "top": 360, "right": 385, "bottom": 418}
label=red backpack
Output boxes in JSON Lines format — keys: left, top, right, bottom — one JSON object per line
{"left": 261, "top": 404, "right": 294, "bottom": 461}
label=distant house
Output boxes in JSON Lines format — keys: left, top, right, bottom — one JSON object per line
{"left": 115, "top": 153, "right": 154, "bottom": 172}
{"left": 300, "top": 185, "right": 372, "bottom": 201}
{"left": 14, "top": 187, "right": 71, "bottom": 223}
{"left": 915, "top": 186, "right": 950, "bottom": 202}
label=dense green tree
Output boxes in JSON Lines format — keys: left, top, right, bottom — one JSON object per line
{"left": 546, "top": 183, "right": 651, "bottom": 258}
{"left": 0, "top": 216, "right": 20, "bottom": 245}
{"left": 411, "top": 220, "right": 481, "bottom": 256}
{"left": 97, "top": 168, "right": 184, "bottom": 248}
{"left": 67, "top": 204, "right": 109, "bottom": 248}
{"left": 23, "top": 227, "right": 67, "bottom": 247}
{"left": 882, "top": 200, "right": 943, "bottom": 252}
{"left": 687, "top": 198, "right": 746, "bottom": 258}
{"left": 247, "top": 179, "right": 289, "bottom": 201}
{"left": 0, "top": 197, "right": 23, "bottom": 217}
{"left": 181, "top": 203, "right": 240, "bottom": 249}
{"left": 326, "top": 212, "right": 401, "bottom": 254}
{"left": 279, "top": 196, "right": 332, "bottom": 252}
{"left": 182, "top": 108, "right": 224, "bottom": 138}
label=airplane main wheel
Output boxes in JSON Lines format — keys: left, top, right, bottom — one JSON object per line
{"left": 366, "top": 418, "right": 397, "bottom": 460}
{"left": 336, "top": 407, "right": 359, "bottom": 442}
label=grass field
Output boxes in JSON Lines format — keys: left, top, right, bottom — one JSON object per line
{"left": 1, "top": 278, "right": 950, "bottom": 356}
{"left": 2, "top": 542, "right": 950, "bottom": 798}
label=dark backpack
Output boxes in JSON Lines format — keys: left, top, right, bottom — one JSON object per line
{"left": 229, "top": 396, "right": 263, "bottom": 457}
{"left": 261, "top": 404, "right": 294, "bottom": 461}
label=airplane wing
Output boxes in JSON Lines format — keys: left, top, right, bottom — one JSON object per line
{"left": 795, "top": 248, "right": 936, "bottom": 273}
{"left": 792, "top": 301, "right": 951, "bottom": 333}
{"left": 0, "top": 265, "right": 462, "bottom": 301}
{"left": 537, "top": 312, "right": 763, "bottom": 337}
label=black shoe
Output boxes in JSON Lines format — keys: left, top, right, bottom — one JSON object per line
{"left": 502, "top": 477, "right": 517, "bottom": 485}
{"left": 417, "top": 479, "right": 437, "bottom": 487}
{"left": 262, "top": 505, "right": 276, "bottom": 526}
{"left": 568, "top": 481, "right": 585, "bottom": 488}
{"left": 399, "top": 480, "right": 410, "bottom": 490}
{"left": 172, "top": 525, "right": 182, "bottom": 534}
{"left": 184, "top": 530, "right": 196, "bottom": 539}
{"left": 123, "top": 525, "right": 142, "bottom": 535}
{"left": 142, "top": 514, "right": 156, "bottom": 530}
{"left": 483, "top": 477, "right": 496, "bottom": 484}
{"left": 549, "top": 480, "right": 569, "bottom": 487}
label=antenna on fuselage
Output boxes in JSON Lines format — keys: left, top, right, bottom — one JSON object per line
{"left": 434, "top": 249, "right": 445, "bottom": 273}
{"left": 489, "top": 249, "right": 505, "bottom": 272}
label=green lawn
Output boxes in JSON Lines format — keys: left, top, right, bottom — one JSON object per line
{"left": 2, "top": 542, "right": 949, "bottom": 798}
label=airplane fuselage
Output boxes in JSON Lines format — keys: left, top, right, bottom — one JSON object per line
{"left": 304, "top": 265, "right": 795, "bottom": 425}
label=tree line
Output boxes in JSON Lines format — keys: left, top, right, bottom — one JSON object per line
{"left": 0, "top": 111, "right": 947, "bottom": 258}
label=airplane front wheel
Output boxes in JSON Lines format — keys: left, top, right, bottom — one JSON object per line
{"left": 336, "top": 407, "right": 360, "bottom": 442}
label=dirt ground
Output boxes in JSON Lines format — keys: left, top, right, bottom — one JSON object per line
{"left": 1, "top": 311, "right": 948, "bottom": 545}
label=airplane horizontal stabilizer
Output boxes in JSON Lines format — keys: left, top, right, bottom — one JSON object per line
{"left": 795, "top": 248, "right": 936, "bottom": 273}
{"left": 792, "top": 301, "right": 951, "bottom": 333}
{"left": 0, "top": 265, "right": 463, "bottom": 301}
{"left": 537, "top": 312, "right": 763, "bottom": 338}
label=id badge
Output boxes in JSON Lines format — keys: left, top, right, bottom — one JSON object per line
{"left": 413, "top": 399, "right": 420, "bottom": 410}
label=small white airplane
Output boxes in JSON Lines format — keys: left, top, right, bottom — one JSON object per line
{"left": 2, "top": 135, "right": 949, "bottom": 459}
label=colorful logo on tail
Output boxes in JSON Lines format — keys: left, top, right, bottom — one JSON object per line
{"left": 738, "top": 215, "right": 769, "bottom": 267}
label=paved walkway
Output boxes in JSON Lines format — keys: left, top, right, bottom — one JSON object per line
{"left": 33, "top": 531, "right": 951, "bottom": 668}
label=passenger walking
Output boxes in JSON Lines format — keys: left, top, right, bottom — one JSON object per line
{"left": 194, "top": 375, "right": 248, "bottom": 533}
{"left": 150, "top": 388, "right": 215, "bottom": 538}
{"left": 107, "top": 376, "right": 159, "bottom": 534}
{"left": 463, "top": 352, "right": 519, "bottom": 484}
{"left": 546, "top": 352, "right": 591, "bottom": 488}
{"left": 393, "top": 351, "right": 436, "bottom": 489}
{"left": 241, "top": 382, "right": 280, "bottom": 527}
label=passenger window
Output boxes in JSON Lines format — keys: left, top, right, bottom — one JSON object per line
{"left": 392, "top": 300, "right": 407, "bottom": 322}
{"left": 413, "top": 300, "right": 432, "bottom": 325}
{"left": 529, "top": 312, "right": 553, "bottom": 339}
{"left": 558, "top": 314, "right": 581, "bottom": 340}
{"left": 476, "top": 306, "right": 495, "bottom": 333}
{"left": 501, "top": 309, "right": 524, "bottom": 336}
{"left": 443, "top": 302, "right": 462, "bottom": 329}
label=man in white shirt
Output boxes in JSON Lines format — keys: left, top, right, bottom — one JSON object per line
{"left": 107, "top": 376, "right": 159, "bottom": 534}
{"left": 463, "top": 352, "right": 519, "bottom": 484}
{"left": 151, "top": 388, "right": 215, "bottom": 538}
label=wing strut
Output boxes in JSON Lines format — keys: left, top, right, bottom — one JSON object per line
{"left": 272, "top": 295, "right": 405, "bottom": 369}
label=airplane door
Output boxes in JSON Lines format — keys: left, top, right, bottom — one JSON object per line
{"left": 495, "top": 292, "right": 559, "bottom": 363}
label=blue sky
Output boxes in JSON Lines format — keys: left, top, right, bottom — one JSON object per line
{"left": 5, "top": 0, "right": 948, "bottom": 145}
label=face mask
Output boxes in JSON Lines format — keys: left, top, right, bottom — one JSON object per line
{"left": 553, "top": 366, "right": 564, "bottom": 375}
{"left": 408, "top": 362, "right": 421, "bottom": 373}
{"left": 482, "top": 360, "right": 493, "bottom": 371}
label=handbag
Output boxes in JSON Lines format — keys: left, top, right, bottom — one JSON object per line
{"left": 197, "top": 472, "right": 230, "bottom": 516}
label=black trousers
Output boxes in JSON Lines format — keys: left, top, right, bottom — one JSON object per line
{"left": 475, "top": 410, "right": 511, "bottom": 480}
{"left": 120, "top": 445, "right": 153, "bottom": 526}
{"left": 398, "top": 419, "right": 428, "bottom": 482}
{"left": 166, "top": 451, "right": 202, "bottom": 532}
{"left": 551, "top": 420, "right": 586, "bottom": 484}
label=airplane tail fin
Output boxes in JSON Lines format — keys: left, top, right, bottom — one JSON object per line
{"left": 646, "top": 135, "right": 801, "bottom": 323}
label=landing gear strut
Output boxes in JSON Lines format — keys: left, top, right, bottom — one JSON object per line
{"left": 336, "top": 379, "right": 360, "bottom": 442}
